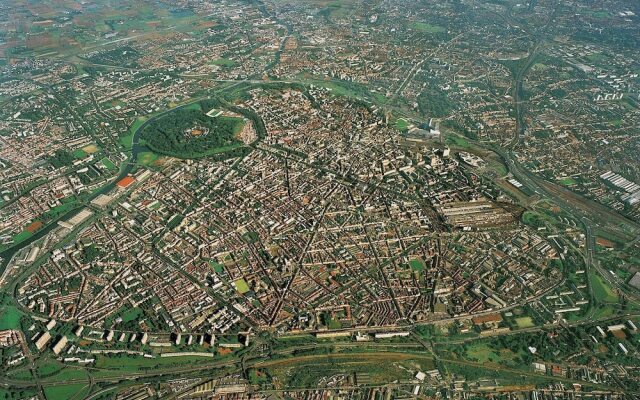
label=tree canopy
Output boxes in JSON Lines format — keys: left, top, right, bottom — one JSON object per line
{"left": 139, "top": 104, "right": 245, "bottom": 159}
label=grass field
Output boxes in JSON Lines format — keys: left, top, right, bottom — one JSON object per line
{"left": 101, "top": 157, "right": 117, "bottom": 170}
{"left": 211, "top": 58, "right": 237, "bottom": 68}
{"left": 209, "top": 260, "right": 225, "bottom": 274}
{"left": 137, "top": 151, "right": 161, "bottom": 167}
{"left": 0, "top": 305, "right": 22, "bottom": 329}
{"left": 43, "top": 383, "right": 89, "bottom": 400}
{"left": 37, "top": 361, "right": 65, "bottom": 378}
{"left": 41, "top": 367, "right": 90, "bottom": 384}
{"left": 410, "top": 22, "right": 446, "bottom": 33}
{"left": 72, "top": 149, "right": 87, "bottom": 159}
{"left": 590, "top": 272, "right": 618, "bottom": 303}
{"left": 586, "top": 53, "right": 608, "bottom": 62}
{"left": 234, "top": 278, "right": 250, "bottom": 294}
{"left": 11, "top": 230, "right": 33, "bottom": 245}
{"left": 119, "top": 132, "right": 135, "bottom": 150}
{"left": 120, "top": 117, "right": 147, "bottom": 150}
{"left": 395, "top": 118, "right": 409, "bottom": 131}
{"left": 181, "top": 102, "right": 203, "bottom": 111}
{"left": 42, "top": 200, "right": 78, "bottom": 220}
{"left": 130, "top": 117, "right": 148, "bottom": 133}
{"left": 531, "top": 63, "right": 548, "bottom": 71}
{"left": 303, "top": 78, "right": 386, "bottom": 104}
{"left": 592, "top": 304, "right": 616, "bottom": 319}
{"left": 409, "top": 259, "right": 425, "bottom": 272}
{"left": 464, "top": 343, "right": 520, "bottom": 364}
{"left": 466, "top": 343, "right": 497, "bottom": 362}
{"left": 7, "top": 368, "right": 33, "bottom": 381}
{"left": 94, "top": 354, "right": 212, "bottom": 371}
{"left": 586, "top": 10, "right": 609, "bottom": 19}
{"left": 446, "top": 135, "right": 470, "bottom": 149}
{"left": 515, "top": 316, "right": 535, "bottom": 328}
{"left": 106, "top": 306, "right": 144, "bottom": 327}
{"left": 559, "top": 177, "right": 577, "bottom": 186}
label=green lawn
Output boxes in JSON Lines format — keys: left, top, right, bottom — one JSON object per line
{"left": 181, "top": 102, "right": 203, "bottom": 111}
{"left": 409, "top": 259, "right": 425, "bottom": 272}
{"left": 410, "top": 22, "right": 445, "bottom": 33}
{"left": 137, "top": 151, "right": 160, "bottom": 167}
{"left": 530, "top": 63, "right": 548, "bottom": 72}
{"left": 465, "top": 343, "right": 519, "bottom": 364}
{"left": 515, "top": 316, "right": 535, "bottom": 328}
{"left": 42, "top": 200, "right": 79, "bottom": 220}
{"left": 593, "top": 304, "right": 616, "bottom": 319}
{"left": 72, "top": 149, "right": 87, "bottom": 159}
{"left": 586, "top": 10, "right": 609, "bottom": 19}
{"left": 304, "top": 79, "right": 365, "bottom": 100}
{"left": 559, "top": 177, "right": 577, "bottom": 186}
{"left": 465, "top": 343, "right": 496, "bottom": 362}
{"left": 120, "top": 117, "right": 147, "bottom": 150}
{"left": 119, "top": 132, "right": 135, "bottom": 150}
{"left": 94, "top": 354, "right": 213, "bottom": 371}
{"left": 234, "top": 278, "right": 250, "bottom": 294}
{"left": 129, "top": 117, "right": 147, "bottom": 133}
{"left": 6, "top": 368, "right": 33, "bottom": 381}
{"left": 209, "top": 260, "right": 225, "bottom": 274}
{"left": 37, "top": 361, "right": 65, "bottom": 378}
{"left": 0, "top": 305, "right": 22, "bottom": 329}
{"left": 446, "top": 135, "right": 470, "bottom": 149}
{"left": 395, "top": 118, "right": 409, "bottom": 131}
{"left": 43, "top": 383, "right": 89, "bottom": 400}
{"left": 41, "top": 367, "right": 90, "bottom": 384}
{"left": 327, "top": 316, "right": 342, "bottom": 330}
{"left": 105, "top": 306, "right": 144, "bottom": 326}
{"left": 586, "top": 52, "right": 608, "bottom": 63}
{"left": 11, "top": 230, "right": 33, "bottom": 245}
{"left": 590, "top": 272, "right": 618, "bottom": 303}
{"left": 100, "top": 157, "right": 117, "bottom": 170}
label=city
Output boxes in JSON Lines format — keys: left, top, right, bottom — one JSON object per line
{"left": 0, "top": 0, "right": 638, "bottom": 399}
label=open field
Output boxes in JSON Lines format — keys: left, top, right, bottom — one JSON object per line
{"left": 0, "top": 305, "right": 21, "bottom": 329}
{"left": 590, "top": 272, "right": 618, "bottom": 303}
{"left": 136, "top": 151, "right": 161, "bottom": 167}
{"left": 81, "top": 144, "right": 99, "bottom": 154}
{"left": 234, "top": 278, "right": 250, "bottom": 294}
{"left": 101, "top": 157, "right": 117, "bottom": 170}
{"left": 43, "top": 383, "right": 89, "bottom": 400}
{"left": 515, "top": 316, "right": 535, "bottom": 328}
{"left": 395, "top": 118, "right": 409, "bottom": 131}
{"left": 410, "top": 22, "right": 446, "bottom": 33}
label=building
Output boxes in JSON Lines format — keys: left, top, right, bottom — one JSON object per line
{"left": 116, "top": 176, "right": 136, "bottom": 189}
{"left": 52, "top": 336, "right": 68, "bottom": 355}
{"left": 35, "top": 331, "right": 51, "bottom": 351}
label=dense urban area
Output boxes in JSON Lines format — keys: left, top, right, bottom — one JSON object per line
{"left": 0, "top": 0, "right": 639, "bottom": 399}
